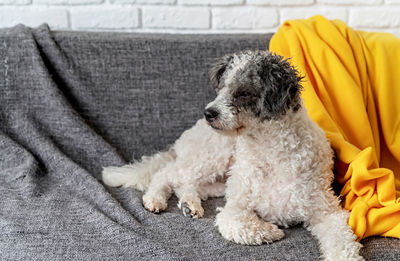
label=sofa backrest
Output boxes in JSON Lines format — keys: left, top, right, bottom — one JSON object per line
{"left": 53, "top": 32, "right": 272, "bottom": 161}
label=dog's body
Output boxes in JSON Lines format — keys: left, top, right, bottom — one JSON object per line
{"left": 102, "top": 50, "right": 363, "bottom": 260}
{"left": 103, "top": 119, "right": 234, "bottom": 218}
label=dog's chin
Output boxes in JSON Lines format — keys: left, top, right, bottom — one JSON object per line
{"left": 210, "top": 123, "right": 223, "bottom": 131}
{"left": 208, "top": 121, "right": 228, "bottom": 131}
{"left": 207, "top": 120, "right": 243, "bottom": 134}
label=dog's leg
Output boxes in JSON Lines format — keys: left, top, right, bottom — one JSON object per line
{"left": 175, "top": 180, "right": 226, "bottom": 218}
{"left": 198, "top": 181, "right": 226, "bottom": 200}
{"left": 216, "top": 165, "right": 284, "bottom": 245}
{"left": 215, "top": 204, "right": 285, "bottom": 245}
{"left": 175, "top": 185, "right": 204, "bottom": 218}
{"left": 216, "top": 174, "right": 283, "bottom": 244}
{"left": 307, "top": 209, "right": 364, "bottom": 261}
{"left": 142, "top": 166, "right": 173, "bottom": 213}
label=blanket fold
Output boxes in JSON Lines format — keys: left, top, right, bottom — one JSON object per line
{"left": 270, "top": 15, "right": 400, "bottom": 239}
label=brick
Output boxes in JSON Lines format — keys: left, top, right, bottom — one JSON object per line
{"left": 35, "top": 0, "right": 103, "bottom": 4}
{"left": 178, "top": 0, "right": 244, "bottom": 5}
{"left": 0, "top": 7, "right": 68, "bottom": 29}
{"left": 213, "top": 7, "right": 278, "bottom": 29}
{"left": 280, "top": 7, "right": 347, "bottom": 22}
{"left": 136, "top": 0, "right": 175, "bottom": 3}
{"left": 143, "top": 6, "right": 210, "bottom": 29}
{"left": 110, "top": 0, "right": 176, "bottom": 4}
{"left": 350, "top": 7, "right": 400, "bottom": 28}
{"left": 70, "top": 7, "right": 139, "bottom": 29}
{"left": 317, "top": 0, "right": 382, "bottom": 4}
{"left": 0, "top": 0, "right": 31, "bottom": 4}
{"left": 248, "top": 0, "right": 314, "bottom": 5}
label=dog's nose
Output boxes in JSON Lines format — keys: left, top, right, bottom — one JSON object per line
{"left": 204, "top": 108, "right": 219, "bottom": 123}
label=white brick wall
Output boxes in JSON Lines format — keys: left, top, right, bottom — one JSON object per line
{"left": 0, "top": 0, "right": 399, "bottom": 37}
{"left": 143, "top": 6, "right": 210, "bottom": 29}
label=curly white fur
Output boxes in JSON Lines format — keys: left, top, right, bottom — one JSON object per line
{"left": 103, "top": 119, "right": 234, "bottom": 216}
{"left": 102, "top": 50, "right": 364, "bottom": 260}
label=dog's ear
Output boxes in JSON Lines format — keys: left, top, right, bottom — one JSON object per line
{"left": 259, "top": 54, "right": 303, "bottom": 118}
{"left": 209, "top": 54, "right": 233, "bottom": 88}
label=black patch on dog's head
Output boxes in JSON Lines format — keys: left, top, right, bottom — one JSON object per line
{"left": 256, "top": 53, "right": 303, "bottom": 120}
{"left": 209, "top": 54, "right": 234, "bottom": 89}
{"left": 206, "top": 50, "right": 303, "bottom": 127}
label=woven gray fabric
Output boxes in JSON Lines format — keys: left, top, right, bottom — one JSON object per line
{"left": 0, "top": 24, "right": 399, "bottom": 260}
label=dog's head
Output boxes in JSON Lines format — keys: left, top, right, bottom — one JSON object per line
{"left": 204, "top": 50, "right": 303, "bottom": 131}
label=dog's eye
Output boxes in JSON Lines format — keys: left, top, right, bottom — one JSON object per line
{"left": 238, "top": 91, "right": 252, "bottom": 98}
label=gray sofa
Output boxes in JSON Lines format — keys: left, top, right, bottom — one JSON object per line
{"left": 0, "top": 24, "right": 399, "bottom": 260}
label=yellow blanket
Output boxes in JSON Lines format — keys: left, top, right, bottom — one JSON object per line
{"left": 270, "top": 16, "right": 400, "bottom": 240}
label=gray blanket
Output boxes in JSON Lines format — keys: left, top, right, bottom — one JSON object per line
{"left": 0, "top": 24, "right": 398, "bottom": 260}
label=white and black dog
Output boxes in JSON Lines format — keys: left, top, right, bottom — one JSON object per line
{"left": 102, "top": 50, "right": 363, "bottom": 261}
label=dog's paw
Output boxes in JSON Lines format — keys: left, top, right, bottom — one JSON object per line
{"left": 254, "top": 223, "right": 285, "bottom": 244}
{"left": 178, "top": 201, "right": 204, "bottom": 218}
{"left": 216, "top": 210, "right": 285, "bottom": 245}
{"left": 223, "top": 222, "right": 284, "bottom": 245}
{"left": 143, "top": 195, "right": 167, "bottom": 214}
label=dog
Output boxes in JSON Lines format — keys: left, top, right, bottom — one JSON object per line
{"left": 102, "top": 50, "right": 363, "bottom": 261}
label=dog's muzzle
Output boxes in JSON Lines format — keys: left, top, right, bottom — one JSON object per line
{"left": 204, "top": 108, "right": 219, "bottom": 123}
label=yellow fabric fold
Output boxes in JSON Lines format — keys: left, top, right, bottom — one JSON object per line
{"left": 270, "top": 15, "right": 400, "bottom": 239}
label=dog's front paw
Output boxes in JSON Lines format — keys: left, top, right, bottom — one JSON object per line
{"left": 178, "top": 201, "right": 204, "bottom": 218}
{"left": 221, "top": 221, "right": 284, "bottom": 245}
{"left": 253, "top": 222, "right": 285, "bottom": 244}
{"left": 143, "top": 195, "right": 168, "bottom": 213}
{"left": 216, "top": 209, "right": 284, "bottom": 245}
